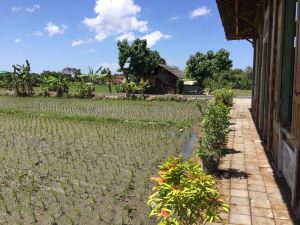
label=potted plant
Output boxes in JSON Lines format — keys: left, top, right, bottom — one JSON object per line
{"left": 198, "top": 101, "right": 230, "bottom": 174}
{"left": 148, "top": 157, "right": 229, "bottom": 225}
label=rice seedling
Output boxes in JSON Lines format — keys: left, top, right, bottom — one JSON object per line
{"left": 0, "top": 97, "right": 203, "bottom": 224}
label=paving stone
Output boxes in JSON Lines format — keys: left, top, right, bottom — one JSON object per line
{"left": 230, "top": 213, "right": 251, "bottom": 225}
{"left": 274, "top": 218, "right": 295, "bottom": 225}
{"left": 252, "top": 216, "right": 275, "bottom": 225}
{"left": 272, "top": 210, "right": 293, "bottom": 220}
{"left": 230, "top": 196, "right": 250, "bottom": 206}
{"left": 250, "top": 197, "right": 271, "bottom": 208}
{"left": 251, "top": 207, "right": 273, "bottom": 218}
{"left": 249, "top": 191, "right": 268, "bottom": 199}
{"left": 217, "top": 99, "right": 295, "bottom": 225}
{"left": 231, "top": 189, "right": 249, "bottom": 197}
{"left": 230, "top": 205, "right": 250, "bottom": 215}
{"left": 247, "top": 184, "right": 266, "bottom": 192}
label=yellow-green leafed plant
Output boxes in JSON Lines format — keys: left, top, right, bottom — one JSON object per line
{"left": 213, "top": 88, "right": 234, "bottom": 107}
{"left": 147, "top": 157, "right": 229, "bottom": 225}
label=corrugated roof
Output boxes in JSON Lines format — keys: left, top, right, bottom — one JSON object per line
{"left": 158, "top": 64, "right": 185, "bottom": 79}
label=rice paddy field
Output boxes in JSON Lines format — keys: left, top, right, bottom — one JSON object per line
{"left": 0, "top": 96, "right": 203, "bottom": 225}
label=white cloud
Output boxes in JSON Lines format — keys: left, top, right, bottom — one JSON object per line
{"left": 12, "top": 6, "right": 22, "bottom": 12}
{"left": 14, "top": 38, "right": 21, "bottom": 43}
{"left": 12, "top": 4, "right": 40, "bottom": 13}
{"left": 33, "top": 31, "right": 43, "bottom": 36}
{"left": 168, "top": 16, "right": 179, "bottom": 21}
{"left": 141, "top": 31, "right": 172, "bottom": 47}
{"left": 88, "top": 48, "right": 95, "bottom": 53}
{"left": 71, "top": 38, "right": 93, "bottom": 47}
{"left": 83, "top": 0, "right": 148, "bottom": 42}
{"left": 101, "top": 62, "right": 119, "bottom": 73}
{"left": 45, "top": 23, "right": 68, "bottom": 36}
{"left": 190, "top": 6, "right": 211, "bottom": 18}
{"left": 116, "top": 32, "right": 136, "bottom": 41}
{"left": 72, "top": 40, "right": 85, "bottom": 47}
{"left": 25, "top": 4, "right": 40, "bottom": 13}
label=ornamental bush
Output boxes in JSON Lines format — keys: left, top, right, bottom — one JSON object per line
{"left": 148, "top": 157, "right": 229, "bottom": 225}
{"left": 213, "top": 88, "right": 233, "bottom": 107}
{"left": 198, "top": 101, "right": 230, "bottom": 163}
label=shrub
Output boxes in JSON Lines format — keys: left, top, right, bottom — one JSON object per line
{"left": 213, "top": 88, "right": 233, "bottom": 107}
{"left": 148, "top": 157, "right": 229, "bottom": 225}
{"left": 198, "top": 101, "right": 230, "bottom": 164}
{"left": 176, "top": 80, "right": 184, "bottom": 94}
{"left": 75, "top": 82, "right": 95, "bottom": 98}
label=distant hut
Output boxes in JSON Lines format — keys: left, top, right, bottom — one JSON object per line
{"left": 148, "top": 64, "right": 185, "bottom": 94}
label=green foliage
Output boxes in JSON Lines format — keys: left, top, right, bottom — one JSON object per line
{"left": 176, "top": 80, "right": 184, "bottom": 94}
{"left": 41, "top": 75, "right": 69, "bottom": 97}
{"left": 137, "top": 78, "right": 150, "bottom": 98}
{"left": 73, "top": 66, "right": 103, "bottom": 98}
{"left": 148, "top": 157, "right": 229, "bottom": 225}
{"left": 203, "top": 68, "right": 253, "bottom": 92}
{"left": 0, "top": 98, "right": 200, "bottom": 224}
{"left": 0, "top": 72, "right": 14, "bottom": 90}
{"left": 213, "top": 88, "right": 234, "bottom": 107}
{"left": 101, "top": 68, "right": 114, "bottom": 93}
{"left": 4, "top": 60, "right": 35, "bottom": 96}
{"left": 75, "top": 81, "right": 95, "bottom": 98}
{"left": 198, "top": 101, "right": 230, "bottom": 163}
{"left": 117, "top": 39, "right": 166, "bottom": 80}
{"left": 185, "top": 49, "right": 232, "bottom": 89}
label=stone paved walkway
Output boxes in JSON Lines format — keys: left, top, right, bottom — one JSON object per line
{"left": 214, "top": 98, "right": 298, "bottom": 225}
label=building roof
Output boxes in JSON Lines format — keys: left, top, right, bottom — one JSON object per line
{"left": 158, "top": 64, "right": 185, "bottom": 79}
{"left": 216, "top": 0, "right": 261, "bottom": 40}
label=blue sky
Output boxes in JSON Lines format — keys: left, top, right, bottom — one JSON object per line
{"left": 0, "top": 0, "right": 253, "bottom": 73}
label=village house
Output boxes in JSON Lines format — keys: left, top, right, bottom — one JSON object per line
{"left": 148, "top": 64, "right": 185, "bottom": 94}
{"left": 217, "top": 0, "right": 300, "bottom": 215}
{"left": 114, "top": 74, "right": 126, "bottom": 84}
{"left": 62, "top": 67, "right": 80, "bottom": 77}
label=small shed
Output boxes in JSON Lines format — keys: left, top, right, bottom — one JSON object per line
{"left": 148, "top": 64, "right": 185, "bottom": 94}
{"left": 183, "top": 80, "right": 200, "bottom": 95}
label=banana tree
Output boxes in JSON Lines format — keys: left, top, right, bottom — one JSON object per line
{"left": 11, "top": 60, "right": 34, "bottom": 96}
{"left": 101, "top": 68, "right": 114, "bottom": 93}
{"left": 137, "top": 78, "right": 150, "bottom": 99}
{"left": 87, "top": 66, "right": 102, "bottom": 92}
{"left": 41, "top": 75, "right": 69, "bottom": 97}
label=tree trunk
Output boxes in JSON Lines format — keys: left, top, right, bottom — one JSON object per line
{"left": 108, "top": 79, "right": 112, "bottom": 93}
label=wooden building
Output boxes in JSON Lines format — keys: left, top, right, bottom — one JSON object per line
{"left": 148, "top": 64, "right": 184, "bottom": 94}
{"left": 217, "top": 0, "right": 300, "bottom": 215}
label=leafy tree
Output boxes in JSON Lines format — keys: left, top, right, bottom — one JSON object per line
{"left": 117, "top": 39, "right": 166, "bottom": 81}
{"left": 0, "top": 72, "right": 14, "bottom": 90}
{"left": 185, "top": 49, "right": 233, "bottom": 89}
{"left": 204, "top": 67, "right": 253, "bottom": 92}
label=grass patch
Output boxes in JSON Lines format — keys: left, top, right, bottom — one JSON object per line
{"left": 232, "top": 89, "right": 252, "bottom": 97}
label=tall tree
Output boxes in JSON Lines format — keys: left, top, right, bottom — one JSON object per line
{"left": 185, "top": 49, "right": 233, "bottom": 88}
{"left": 117, "top": 39, "right": 165, "bottom": 80}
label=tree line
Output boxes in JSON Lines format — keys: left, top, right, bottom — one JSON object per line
{"left": 0, "top": 39, "right": 252, "bottom": 97}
